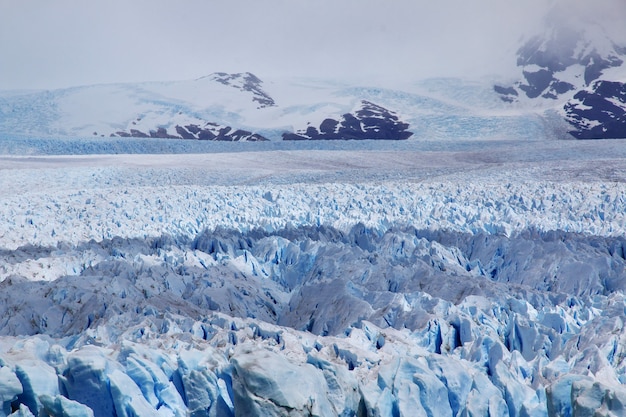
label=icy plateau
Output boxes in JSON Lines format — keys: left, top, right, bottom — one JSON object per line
{"left": 0, "top": 141, "right": 626, "bottom": 416}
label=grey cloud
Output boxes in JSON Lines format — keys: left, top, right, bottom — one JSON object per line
{"left": 0, "top": 0, "right": 622, "bottom": 90}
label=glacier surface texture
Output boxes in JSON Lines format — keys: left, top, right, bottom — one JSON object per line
{"left": 1, "top": 142, "right": 626, "bottom": 416}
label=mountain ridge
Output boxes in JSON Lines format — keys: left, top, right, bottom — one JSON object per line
{"left": 0, "top": 73, "right": 558, "bottom": 142}
{"left": 0, "top": 72, "right": 420, "bottom": 141}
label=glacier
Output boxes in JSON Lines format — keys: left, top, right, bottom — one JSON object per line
{"left": 1, "top": 141, "right": 626, "bottom": 416}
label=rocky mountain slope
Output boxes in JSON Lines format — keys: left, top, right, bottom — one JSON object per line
{"left": 282, "top": 100, "right": 412, "bottom": 140}
{"left": 494, "top": 3, "right": 626, "bottom": 139}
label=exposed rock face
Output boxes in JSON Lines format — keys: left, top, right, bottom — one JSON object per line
{"left": 283, "top": 100, "right": 413, "bottom": 140}
{"left": 493, "top": 85, "right": 519, "bottom": 103}
{"left": 496, "top": 23, "right": 625, "bottom": 103}
{"left": 565, "top": 80, "right": 626, "bottom": 139}
{"left": 493, "top": 3, "right": 626, "bottom": 139}
{"left": 205, "top": 72, "right": 276, "bottom": 108}
{"left": 113, "top": 123, "right": 268, "bottom": 141}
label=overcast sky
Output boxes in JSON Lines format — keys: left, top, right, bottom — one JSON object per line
{"left": 0, "top": 0, "right": 623, "bottom": 90}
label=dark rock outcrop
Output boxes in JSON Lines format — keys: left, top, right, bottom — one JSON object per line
{"left": 283, "top": 100, "right": 412, "bottom": 140}
{"left": 506, "top": 28, "right": 623, "bottom": 102}
{"left": 206, "top": 72, "right": 276, "bottom": 108}
{"left": 565, "top": 80, "right": 626, "bottom": 139}
{"left": 114, "top": 122, "right": 268, "bottom": 141}
{"left": 493, "top": 85, "right": 518, "bottom": 103}
{"left": 493, "top": 5, "right": 626, "bottom": 139}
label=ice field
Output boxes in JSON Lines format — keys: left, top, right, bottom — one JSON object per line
{"left": 0, "top": 138, "right": 626, "bottom": 416}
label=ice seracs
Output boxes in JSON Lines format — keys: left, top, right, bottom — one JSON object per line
{"left": 1, "top": 145, "right": 626, "bottom": 415}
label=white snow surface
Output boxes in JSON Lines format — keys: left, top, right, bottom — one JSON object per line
{"left": 1, "top": 140, "right": 626, "bottom": 416}
{"left": 0, "top": 75, "right": 556, "bottom": 142}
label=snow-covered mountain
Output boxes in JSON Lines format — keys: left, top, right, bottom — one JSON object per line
{"left": 2, "top": 3, "right": 626, "bottom": 144}
{"left": 494, "top": 2, "right": 626, "bottom": 139}
{"left": 0, "top": 73, "right": 424, "bottom": 142}
{"left": 3, "top": 63, "right": 624, "bottom": 143}
{"left": 0, "top": 68, "right": 582, "bottom": 143}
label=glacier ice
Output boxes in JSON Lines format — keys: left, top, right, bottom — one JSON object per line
{"left": 14, "top": 361, "right": 59, "bottom": 417}
{"left": 0, "top": 366, "right": 22, "bottom": 417}
{"left": 39, "top": 394, "right": 94, "bottom": 417}
{"left": 1, "top": 147, "right": 626, "bottom": 416}
{"left": 231, "top": 348, "right": 335, "bottom": 416}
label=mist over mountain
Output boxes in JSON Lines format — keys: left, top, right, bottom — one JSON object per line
{"left": 0, "top": 0, "right": 549, "bottom": 91}
{"left": 0, "top": 1, "right": 626, "bottom": 141}
{"left": 1, "top": 0, "right": 625, "bottom": 140}
{"left": 492, "top": 0, "right": 626, "bottom": 139}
